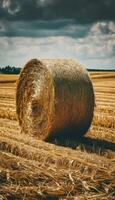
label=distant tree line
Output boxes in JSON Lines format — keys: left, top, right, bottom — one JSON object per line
{"left": 87, "top": 68, "right": 115, "bottom": 72}
{"left": 0, "top": 66, "right": 21, "bottom": 74}
{"left": 0, "top": 65, "right": 114, "bottom": 74}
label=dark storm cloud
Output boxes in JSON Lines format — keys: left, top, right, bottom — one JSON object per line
{"left": 0, "top": 19, "right": 90, "bottom": 37}
{"left": 0, "top": 0, "right": 115, "bottom": 22}
{"left": 0, "top": 0, "right": 115, "bottom": 38}
{"left": 0, "top": 0, "right": 115, "bottom": 69}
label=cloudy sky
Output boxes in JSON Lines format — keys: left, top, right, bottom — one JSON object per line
{"left": 0, "top": 0, "right": 115, "bottom": 69}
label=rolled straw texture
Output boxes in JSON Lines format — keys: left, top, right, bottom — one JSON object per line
{"left": 16, "top": 59, "right": 94, "bottom": 140}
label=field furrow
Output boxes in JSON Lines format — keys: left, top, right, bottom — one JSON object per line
{"left": 0, "top": 72, "right": 114, "bottom": 200}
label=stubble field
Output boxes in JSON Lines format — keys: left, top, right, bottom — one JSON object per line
{"left": 0, "top": 72, "right": 115, "bottom": 199}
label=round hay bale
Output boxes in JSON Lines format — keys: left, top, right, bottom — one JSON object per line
{"left": 16, "top": 59, "right": 95, "bottom": 140}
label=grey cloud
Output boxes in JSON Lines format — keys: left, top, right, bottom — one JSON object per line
{"left": 0, "top": 19, "right": 90, "bottom": 38}
{"left": 90, "top": 21, "right": 115, "bottom": 35}
{"left": 0, "top": 0, "right": 115, "bottom": 22}
{"left": 0, "top": 0, "right": 115, "bottom": 40}
{"left": 0, "top": 29, "right": 115, "bottom": 69}
{"left": 0, "top": 0, "right": 115, "bottom": 69}
{"left": 0, "top": 19, "right": 114, "bottom": 40}
{"left": 1, "top": 0, "right": 20, "bottom": 15}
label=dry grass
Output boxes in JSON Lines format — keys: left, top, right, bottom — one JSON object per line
{"left": 0, "top": 136, "right": 114, "bottom": 199}
{"left": 16, "top": 59, "right": 94, "bottom": 140}
{"left": 0, "top": 71, "right": 115, "bottom": 199}
{"left": 0, "top": 74, "right": 18, "bottom": 83}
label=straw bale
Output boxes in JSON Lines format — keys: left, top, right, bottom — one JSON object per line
{"left": 16, "top": 59, "right": 94, "bottom": 140}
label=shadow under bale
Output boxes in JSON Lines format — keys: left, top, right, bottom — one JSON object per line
{"left": 45, "top": 126, "right": 115, "bottom": 154}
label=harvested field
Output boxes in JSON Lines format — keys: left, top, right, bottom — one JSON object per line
{"left": 0, "top": 72, "right": 115, "bottom": 200}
